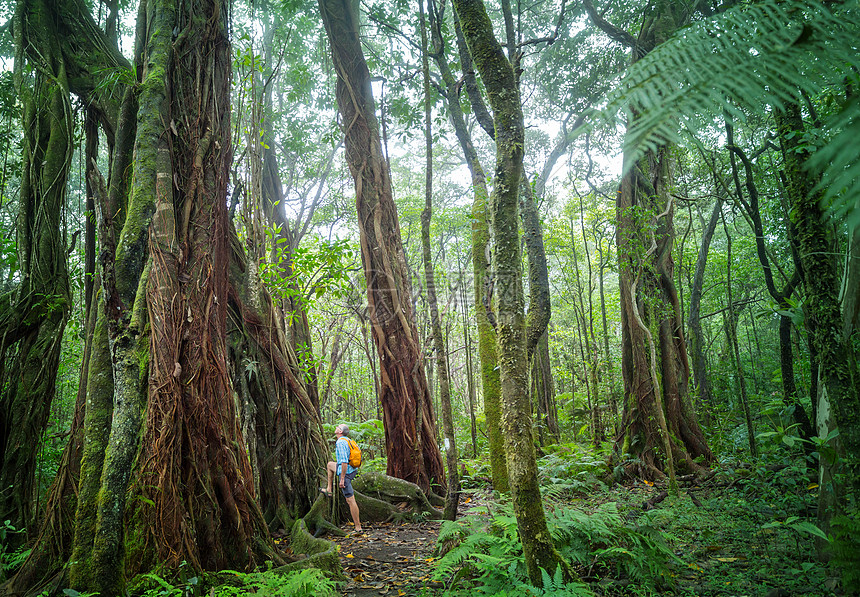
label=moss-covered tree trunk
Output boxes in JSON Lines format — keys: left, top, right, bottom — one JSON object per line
{"left": 7, "top": 0, "right": 328, "bottom": 591}
{"left": 777, "top": 103, "right": 860, "bottom": 494}
{"left": 318, "top": 0, "right": 445, "bottom": 494}
{"left": 121, "top": 0, "right": 279, "bottom": 582}
{"left": 452, "top": 0, "right": 574, "bottom": 585}
{"left": 587, "top": 0, "right": 712, "bottom": 479}
{"left": 430, "top": 0, "right": 507, "bottom": 492}
{"left": 521, "top": 179, "right": 554, "bottom": 443}
{"left": 616, "top": 144, "right": 711, "bottom": 481}
{"left": 0, "top": 0, "right": 74, "bottom": 537}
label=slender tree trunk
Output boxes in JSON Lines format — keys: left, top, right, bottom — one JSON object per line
{"left": 420, "top": 0, "right": 459, "bottom": 519}
{"left": 429, "top": 0, "right": 506, "bottom": 491}
{"left": 318, "top": 0, "right": 445, "bottom": 493}
{"left": 722, "top": 217, "right": 756, "bottom": 457}
{"left": 688, "top": 196, "right": 722, "bottom": 422}
{"left": 452, "top": 0, "right": 575, "bottom": 583}
{"left": 520, "top": 181, "right": 551, "bottom": 360}
{"left": 531, "top": 331, "right": 558, "bottom": 444}
{"left": 596, "top": 235, "right": 619, "bottom": 427}
{"left": 460, "top": 270, "right": 479, "bottom": 458}
{"left": 571, "top": 218, "right": 602, "bottom": 447}
{"left": 579, "top": 196, "right": 603, "bottom": 446}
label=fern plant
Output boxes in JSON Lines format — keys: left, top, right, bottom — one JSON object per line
{"left": 131, "top": 567, "right": 337, "bottom": 597}
{"left": 433, "top": 509, "right": 526, "bottom": 589}
{"left": 211, "top": 567, "right": 337, "bottom": 597}
{"left": 600, "top": 0, "right": 860, "bottom": 225}
{"left": 434, "top": 500, "right": 675, "bottom": 594}
{"left": 550, "top": 502, "right": 679, "bottom": 589}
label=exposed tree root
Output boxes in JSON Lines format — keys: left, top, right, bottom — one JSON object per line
{"left": 274, "top": 520, "right": 345, "bottom": 579}
{"left": 303, "top": 472, "right": 444, "bottom": 539}
{"left": 354, "top": 471, "right": 444, "bottom": 518}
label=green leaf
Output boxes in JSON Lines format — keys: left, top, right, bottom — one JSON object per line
{"left": 788, "top": 521, "right": 829, "bottom": 540}
{"left": 597, "top": 0, "right": 860, "bottom": 228}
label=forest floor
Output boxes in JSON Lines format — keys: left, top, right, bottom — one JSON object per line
{"left": 329, "top": 461, "right": 845, "bottom": 596}
{"left": 332, "top": 519, "right": 443, "bottom": 596}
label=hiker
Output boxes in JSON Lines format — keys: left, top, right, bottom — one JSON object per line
{"left": 322, "top": 423, "right": 362, "bottom": 533}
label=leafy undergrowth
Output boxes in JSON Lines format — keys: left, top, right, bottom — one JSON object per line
{"left": 425, "top": 451, "right": 849, "bottom": 597}
{"left": 42, "top": 448, "right": 854, "bottom": 597}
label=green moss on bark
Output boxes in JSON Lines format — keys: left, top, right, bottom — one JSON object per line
{"left": 452, "top": 0, "right": 574, "bottom": 585}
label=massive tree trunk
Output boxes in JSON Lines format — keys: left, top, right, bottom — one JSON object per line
{"left": 69, "top": 0, "right": 277, "bottom": 592}
{"left": 5, "top": 0, "right": 328, "bottom": 595}
{"left": 616, "top": 143, "right": 711, "bottom": 480}
{"left": 318, "top": 0, "right": 445, "bottom": 494}
{"left": 7, "top": 0, "right": 330, "bottom": 593}
{"left": 432, "top": 0, "right": 507, "bottom": 491}
{"left": 0, "top": 0, "right": 74, "bottom": 537}
{"left": 586, "top": 0, "right": 712, "bottom": 479}
{"left": 452, "top": 0, "right": 574, "bottom": 584}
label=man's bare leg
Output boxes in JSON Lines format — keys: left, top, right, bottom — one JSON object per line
{"left": 345, "top": 495, "right": 362, "bottom": 532}
{"left": 325, "top": 461, "right": 336, "bottom": 494}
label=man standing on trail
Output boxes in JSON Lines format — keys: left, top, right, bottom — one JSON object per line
{"left": 322, "top": 423, "right": 362, "bottom": 533}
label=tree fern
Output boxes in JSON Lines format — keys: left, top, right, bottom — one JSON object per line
{"left": 601, "top": 0, "right": 860, "bottom": 222}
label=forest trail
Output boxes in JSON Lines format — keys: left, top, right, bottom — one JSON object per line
{"left": 333, "top": 519, "right": 444, "bottom": 596}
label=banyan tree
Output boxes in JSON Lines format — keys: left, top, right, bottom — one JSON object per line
{"left": 5, "top": 0, "right": 326, "bottom": 593}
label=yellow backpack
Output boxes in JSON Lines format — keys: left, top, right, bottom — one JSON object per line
{"left": 346, "top": 437, "right": 362, "bottom": 468}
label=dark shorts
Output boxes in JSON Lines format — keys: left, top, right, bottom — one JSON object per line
{"left": 341, "top": 470, "right": 358, "bottom": 498}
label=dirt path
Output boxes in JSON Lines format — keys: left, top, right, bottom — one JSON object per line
{"left": 331, "top": 520, "right": 443, "bottom": 596}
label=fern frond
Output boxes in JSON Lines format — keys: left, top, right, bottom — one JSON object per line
{"left": 808, "top": 96, "right": 860, "bottom": 228}
{"left": 608, "top": 0, "right": 858, "bottom": 151}
{"left": 433, "top": 531, "right": 509, "bottom": 580}
{"left": 600, "top": 0, "right": 860, "bottom": 223}
{"left": 437, "top": 519, "right": 467, "bottom": 544}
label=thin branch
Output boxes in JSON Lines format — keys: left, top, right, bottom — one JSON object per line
{"left": 362, "top": 3, "right": 424, "bottom": 52}
{"left": 519, "top": 0, "right": 567, "bottom": 48}
{"left": 582, "top": 0, "right": 639, "bottom": 50}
